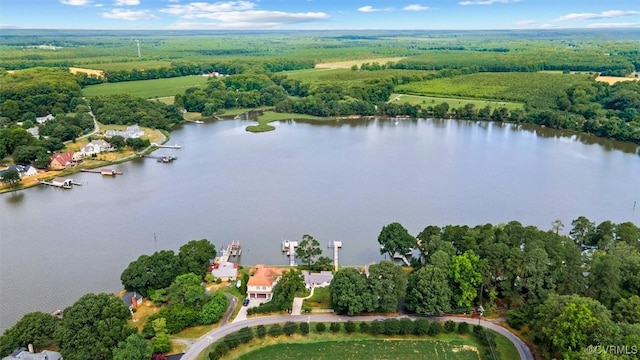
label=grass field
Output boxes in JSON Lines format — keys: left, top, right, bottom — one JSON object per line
{"left": 595, "top": 75, "right": 638, "bottom": 85}
{"left": 283, "top": 68, "right": 436, "bottom": 85}
{"left": 235, "top": 339, "right": 479, "bottom": 360}
{"left": 82, "top": 60, "right": 174, "bottom": 72}
{"left": 390, "top": 93, "right": 524, "bottom": 111}
{"left": 82, "top": 76, "right": 209, "bottom": 98}
{"left": 302, "top": 287, "right": 331, "bottom": 310}
{"left": 69, "top": 67, "right": 105, "bottom": 79}
{"left": 315, "top": 57, "right": 406, "bottom": 69}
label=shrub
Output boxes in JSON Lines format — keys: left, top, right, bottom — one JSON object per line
{"left": 330, "top": 322, "right": 341, "bottom": 333}
{"left": 444, "top": 320, "right": 456, "bottom": 333}
{"left": 413, "top": 318, "right": 430, "bottom": 335}
{"left": 427, "top": 321, "right": 442, "bottom": 336}
{"left": 299, "top": 322, "right": 310, "bottom": 335}
{"left": 399, "top": 318, "right": 414, "bottom": 334}
{"left": 457, "top": 321, "right": 469, "bottom": 334}
{"left": 344, "top": 321, "right": 356, "bottom": 334}
{"left": 316, "top": 322, "right": 326, "bottom": 333}
{"left": 268, "top": 324, "right": 283, "bottom": 337}
{"left": 359, "top": 322, "right": 370, "bottom": 334}
{"left": 256, "top": 324, "right": 267, "bottom": 338}
{"left": 283, "top": 321, "right": 298, "bottom": 336}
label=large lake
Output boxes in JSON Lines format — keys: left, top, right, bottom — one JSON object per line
{"left": 1, "top": 118, "right": 639, "bottom": 331}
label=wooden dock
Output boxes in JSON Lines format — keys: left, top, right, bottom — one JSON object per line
{"left": 142, "top": 154, "right": 178, "bottom": 163}
{"left": 152, "top": 143, "right": 182, "bottom": 149}
{"left": 39, "top": 177, "right": 74, "bottom": 189}
{"left": 81, "top": 168, "right": 123, "bottom": 176}
{"left": 215, "top": 241, "right": 242, "bottom": 264}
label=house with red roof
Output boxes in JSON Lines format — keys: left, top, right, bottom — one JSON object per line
{"left": 246, "top": 265, "right": 285, "bottom": 300}
{"left": 49, "top": 151, "right": 79, "bottom": 170}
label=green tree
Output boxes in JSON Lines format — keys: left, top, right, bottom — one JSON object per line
{"left": 570, "top": 216, "right": 595, "bottom": 247}
{"left": 315, "top": 322, "right": 326, "bottom": 333}
{"left": 0, "top": 168, "right": 21, "bottom": 190}
{"left": 120, "top": 250, "right": 179, "bottom": 297}
{"left": 612, "top": 295, "right": 640, "bottom": 324}
{"left": 588, "top": 251, "right": 622, "bottom": 309}
{"left": 283, "top": 321, "right": 298, "bottom": 336}
{"left": 112, "top": 334, "right": 153, "bottom": 360}
{"left": 55, "top": 293, "right": 135, "bottom": 360}
{"left": 377, "top": 222, "right": 416, "bottom": 259}
{"left": 270, "top": 269, "right": 305, "bottom": 311}
{"left": 0, "top": 312, "right": 60, "bottom": 357}
{"left": 296, "top": 234, "right": 322, "bottom": 267}
{"left": 367, "top": 260, "right": 407, "bottom": 313}
{"left": 256, "top": 325, "right": 267, "bottom": 338}
{"left": 405, "top": 265, "right": 452, "bottom": 315}
{"left": 312, "top": 256, "right": 333, "bottom": 271}
{"left": 330, "top": 268, "right": 372, "bottom": 315}
{"left": 199, "top": 291, "right": 229, "bottom": 324}
{"left": 268, "top": 324, "right": 283, "bottom": 337}
{"left": 178, "top": 239, "right": 216, "bottom": 277}
{"left": 168, "top": 273, "right": 206, "bottom": 308}
{"left": 450, "top": 251, "right": 482, "bottom": 308}
{"left": 151, "top": 332, "right": 171, "bottom": 354}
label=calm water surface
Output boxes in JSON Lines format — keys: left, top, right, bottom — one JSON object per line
{"left": 1, "top": 118, "right": 639, "bottom": 331}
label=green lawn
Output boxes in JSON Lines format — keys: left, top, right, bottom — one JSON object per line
{"left": 235, "top": 339, "right": 480, "bottom": 360}
{"left": 246, "top": 111, "right": 327, "bottom": 133}
{"left": 283, "top": 68, "right": 437, "bottom": 86}
{"left": 303, "top": 287, "right": 331, "bottom": 310}
{"left": 390, "top": 93, "right": 524, "bottom": 111}
{"left": 82, "top": 76, "right": 209, "bottom": 98}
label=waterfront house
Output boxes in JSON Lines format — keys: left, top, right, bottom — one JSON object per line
{"left": 26, "top": 127, "right": 39, "bottom": 138}
{"left": 0, "top": 165, "right": 37, "bottom": 179}
{"left": 302, "top": 270, "right": 333, "bottom": 289}
{"left": 35, "top": 114, "right": 54, "bottom": 124}
{"left": 105, "top": 124, "right": 144, "bottom": 139}
{"left": 210, "top": 261, "right": 238, "bottom": 281}
{"left": 79, "top": 139, "right": 112, "bottom": 157}
{"left": 49, "top": 151, "right": 77, "bottom": 170}
{"left": 246, "top": 265, "right": 285, "bottom": 300}
{"left": 121, "top": 291, "right": 143, "bottom": 310}
{"left": 2, "top": 347, "right": 62, "bottom": 360}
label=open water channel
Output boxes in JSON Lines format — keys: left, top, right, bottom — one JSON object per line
{"left": 1, "top": 117, "right": 640, "bottom": 331}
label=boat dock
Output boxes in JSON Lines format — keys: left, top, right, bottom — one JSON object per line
{"left": 215, "top": 241, "right": 242, "bottom": 264}
{"left": 39, "top": 177, "right": 77, "bottom": 189}
{"left": 142, "top": 154, "right": 178, "bottom": 163}
{"left": 152, "top": 143, "right": 182, "bottom": 149}
{"left": 282, "top": 240, "right": 299, "bottom": 266}
{"left": 81, "top": 168, "right": 123, "bottom": 176}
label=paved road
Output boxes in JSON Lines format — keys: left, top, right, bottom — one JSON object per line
{"left": 180, "top": 314, "right": 534, "bottom": 360}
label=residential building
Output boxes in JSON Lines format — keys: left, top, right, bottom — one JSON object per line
{"left": 105, "top": 124, "right": 144, "bottom": 139}
{"left": 49, "top": 151, "right": 77, "bottom": 170}
{"left": 302, "top": 270, "right": 333, "bottom": 289}
{"left": 121, "top": 291, "right": 143, "bottom": 310}
{"left": 26, "top": 127, "right": 39, "bottom": 138}
{"left": 35, "top": 114, "right": 54, "bottom": 124}
{"left": 79, "top": 139, "right": 112, "bottom": 157}
{"left": 210, "top": 261, "right": 238, "bottom": 281}
{"left": 0, "top": 165, "right": 37, "bottom": 179}
{"left": 246, "top": 265, "right": 285, "bottom": 300}
{"left": 2, "top": 348, "right": 62, "bottom": 360}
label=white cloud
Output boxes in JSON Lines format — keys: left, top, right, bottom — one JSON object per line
{"left": 114, "top": 0, "right": 140, "bottom": 5}
{"left": 358, "top": 6, "right": 378, "bottom": 13}
{"left": 102, "top": 8, "right": 159, "bottom": 20}
{"left": 459, "top": 0, "right": 518, "bottom": 5}
{"left": 555, "top": 10, "right": 640, "bottom": 22}
{"left": 60, "top": 0, "right": 92, "bottom": 5}
{"left": 161, "top": 1, "right": 255, "bottom": 16}
{"left": 168, "top": 10, "right": 329, "bottom": 27}
{"left": 516, "top": 19, "right": 536, "bottom": 25}
{"left": 539, "top": 23, "right": 557, "bottom": 29}
{"left": 403, "top": 4, "right": 430, "bottom": 11}
{"left": 587, "top": 22, "right": 640, "bottom": 28}
{"left": 168, "top": 0, "right": 179, "bottom": 2}
{"left": 94, "top": 3, "right": 104, "bottom": 7}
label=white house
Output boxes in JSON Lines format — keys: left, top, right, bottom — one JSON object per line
{"left": 35, "top": 114, "right": 54, "bottom": 124}
{"left": 0, "top": 164, "right": 37, "bottom": 179}
{"left": 105, "top": 124, "right": 145, "bottom": 139}
{"left": 79, "top": 139, "right": 112, "bottom": 157}
{"left": 246, "top": 265, "right": 284, "bottom": 300}
{"left": 26, "top": 127, "right": 39, "bottom": 138}
{"left": 302, "top": 270, "right": 333, "bottom": 290}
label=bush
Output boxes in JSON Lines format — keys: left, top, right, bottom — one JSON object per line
{"left": 316, "top": 322, "right": 326, "bottom": 333}
{"left": 399, "top": 318, "right": 414, "bottom": 335}
{"left": 457, "top": 321, "right": 469, "bottom": 334}
{"left": 256, "top": 324, "right": 267, "bottom": 338}
{"left": 283, "top": 321, "right": 298, "bottom": 336}
{"left": 299, "top": 322, "right": 310, "bottom": 335}
{"left": 370, "top": 320, "right": 385, "bottom": 335}
{"left": 427, "top": 321, "right": 442, "bottom": 336}
{"left": 413, "top": 318, "right": 430, "bottom": 335}
{"left": 330, "top": 322, "right": 341, "bottom": 333}
{"left": 216, "top": 278, "right": 222, "bottom": 284}
{"left": 268, "top": 324, "right": 283, "bottom": 337}
{"left": 444, "top": 320, "right": 456, "bottom": 333}
{"left": 359, "top": 322, "right": 370, "bottom": 334}
{"left": 383, "top": 318, "right": 400, "bottom": 335}
{"left": 344, "top": 321, "right": 357, "bottom": 334}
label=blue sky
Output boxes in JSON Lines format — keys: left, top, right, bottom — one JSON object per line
{"left": 0, "top": 0, "right": 639, "bottom": 30}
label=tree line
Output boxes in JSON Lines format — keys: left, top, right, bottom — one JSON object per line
{"left": 327, "top": 219, "right": 640, "bottom": 359}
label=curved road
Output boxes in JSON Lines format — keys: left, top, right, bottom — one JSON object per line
{"left": 180, "top": 314, "right": 534, "bottom": 360}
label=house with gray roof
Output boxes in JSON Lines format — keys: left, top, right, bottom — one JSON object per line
{"left": 302, "top": 270, "right": 333, "bottom": 289}
{"left": 35, "top": 114, "right": 54, "bottom": 124}
{"left": 2, "top": 348, "right": 62, "bottom": 360}
{"left": 105, "top": 124, "right": 144, "bottom": 139}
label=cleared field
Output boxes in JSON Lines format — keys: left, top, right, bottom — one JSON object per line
{"left": 315, "top": 57, "right": 406, "bottom": 69}
{"left": 284, "top": 68, "right": 435, "bottom": 85}
{"left": 391, "top": 93, "right": 523, "bottom": 111}
{"left": 396, "top": 72, "right": 594, "bottom": 108}
{"left": 69, "top": 67, "right": 105, "bottom": 79}
{"left": 235, "top": 339, "right": 479, "bottom": 360}
{"left": 82, "top": 76, "right": 209, "bottom": 98}
{"left": 82, "top": 60, "right": 173, "bottom": 72}
{"left": 595, "top": 75, "right": 638, "bottom": 85}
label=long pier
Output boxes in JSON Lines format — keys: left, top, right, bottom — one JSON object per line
{"left": 152, "top": 143, "right": 182, "bottom": 149}
{"left": 81, "top": 168, "right": 123, "bottom": 176}
{"left": 215, "top": 241, "right": 242, "bottom": 264}
{"left": 142, "top": 154, "right": 178, "bottom": 163}
{"left": 39, "top": 180, "right": 72, "bottom": 189}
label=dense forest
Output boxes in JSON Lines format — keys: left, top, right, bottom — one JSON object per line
{"left": 328, "top": 218, "right": 640, "bottom": 359}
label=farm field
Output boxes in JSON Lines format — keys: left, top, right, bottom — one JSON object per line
{"left": 283, "top": 68, "right": 436, "bottom": 85}
{"left": 234, "top": 339, "right": 480, "bottom": 360}
{"left": 81, "top": 60, "right": 174, "bottom": 72}
{"left": 395, "top": 72, "right": 594, "bottom": 108}
{"left": 390, "top": 93, "right": 524, "bottom": 111}
{"left": 82, "top": 75, "right": 209, "bottom": 98}
{"left": 595, "top": 75, "right": 639, "bottom": 85}
{"left": 315, "top": 57, "right": 406, "bottom": 69}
